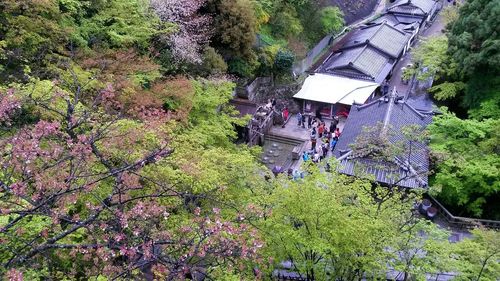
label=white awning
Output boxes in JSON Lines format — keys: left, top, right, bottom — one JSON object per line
{"left": 293, "top": 74, "right": 379, "bottom": 105}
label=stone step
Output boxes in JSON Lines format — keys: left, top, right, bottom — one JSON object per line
{"left": 264, "top": 134, "right": 305, "bottom": 147}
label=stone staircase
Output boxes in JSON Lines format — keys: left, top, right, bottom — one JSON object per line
{"left": 264, "top": 134, "right": 305, "bottom": 147}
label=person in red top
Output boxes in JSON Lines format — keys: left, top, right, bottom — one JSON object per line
{"left": 334, "top": 128, "right": 341, "bottom": 138}
{"left": 282, "top": 107, "right": 289, "bottom": 121}
{"left": 318, "top": 122, "right": 324, "bottom": 138}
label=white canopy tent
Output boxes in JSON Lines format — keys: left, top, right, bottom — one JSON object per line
{"left": 293, "top": 73, "right": 379, "bottom": 105}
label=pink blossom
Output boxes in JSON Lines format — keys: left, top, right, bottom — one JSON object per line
{"left": 9, "top": 182, "right": 27, "bottom": 197}
{"left": 0, "top": 89, "right": 21, "bottom": 124}
{"left": 5, "top": 269, "right": 23, "bottom": 281}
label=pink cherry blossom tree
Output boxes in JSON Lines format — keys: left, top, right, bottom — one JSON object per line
{"left": 151, "top": 0, "right": 212, "bottom": 64}
{"left": 0, "top": 68, "right": 262, "bottom": 279}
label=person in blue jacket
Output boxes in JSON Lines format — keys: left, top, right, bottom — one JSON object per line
{"left": 302, "top": 151, "right": 310, "bottom": 161}
{"left": 330, "top": 136, "right": 338, "bottom": 152}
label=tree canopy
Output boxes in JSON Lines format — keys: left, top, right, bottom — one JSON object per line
{"left": 1, "top": 0, "right": 499, "bottom": 279}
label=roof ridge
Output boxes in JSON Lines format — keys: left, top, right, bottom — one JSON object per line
{"left": 380, "top": 21, "right": 408, "bottom": 36}
{"left": 404, "top": 100, "right": 429, "bottom": 119}
{"left": 356, "top": 95, "right": 385, "bottom": 110}
{"left": 380, "top": 88, "right": 398, "bottom": 136}
{"left": 336, "top": 83, "right": 380, "bottom": 104}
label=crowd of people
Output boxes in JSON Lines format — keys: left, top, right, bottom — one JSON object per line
{"left": 298, "top": 113, "right": 342, "bottom": 164}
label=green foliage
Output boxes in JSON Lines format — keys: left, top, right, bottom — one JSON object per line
{"left": 462, "top": 73, "right": 500, "bottom": 112}
{"left": 260, "top": 165, "right": 452, "bottom": 280}
{"left": 213, "top": 0, "right": 258, "bottom": 59}
{"left": 75, "top": 0, "right": 162, "bottom": 49}
{"left": 468, "top": 94, "right": 500, "bottom": 120}
{"left": 429, "top": 109, "right": 500, "bottom": 219}
{"left": 0, "top": 0, "right": 68, "bottom": 80}
{"left": 269, "top": 5, "right": 304, "bottom": 38}
{"left": 412, "top": 35, "right": 456, "bottom": 81}
{"left": 2, "top": 0, "right": 498, "bottom": 278}
{"left": 199, "top": 47, "right": 228, "bottom": 76}
{"left": 429, "top": 81, "right": 466, "bottom": 101}
{"left": 447, "top": 0, "right": 500, "bottom": 77}
{"left": 319, "top": 7, "right": 344, "bottom": 34}
{"left": 273, "top": 49, "right": 294, "bottom": 74}
{"left": 228, "top": 57, "right": 259, "bottom": 77}
{"left": 453, "top": 228, "right": 500, "bottom": 281}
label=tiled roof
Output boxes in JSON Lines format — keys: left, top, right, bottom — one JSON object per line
{"left": 333, "top": 89, "right": 433, "bottom": 189}
{"left": 320, "top": 46, "right": 395, "bottom": 83}
{"left": 316, "top": 21, "right": 410, "bottom": 83}
{"left": 343, "top": 22, "right": 411, "bottom": 58}
{"left": 388, "top": 0, "right": 438, "bottom": 16}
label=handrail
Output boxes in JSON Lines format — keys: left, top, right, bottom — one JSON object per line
{"left": 426, "top": 195, "right": 500, "bottom": 229}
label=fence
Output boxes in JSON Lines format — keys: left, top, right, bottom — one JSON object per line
{"left": 292, "top": 27, "right": 350, "bottom": 75}
{"left": 291, "top": 0, "right": 387, "bottom": 76}
{"left": 248, "top": 110, "right": 275, "bottom": 146}
{"left": 427, "top": 195, "right": 500, "bottom": 229}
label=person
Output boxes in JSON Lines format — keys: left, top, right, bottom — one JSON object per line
{"left": 311, "top": 138, "right": 317, "bottom": 150}
{"left": 335, "top": 128, "right": 341, "bottom": 138}
{"left": 282, "top": 107, "right": 289, "bottom": 121}
{"left": 297, "top": 112, "right": 302, "bottom": 126}
{"left": 318, "top": 122, "right": 324, "bottom": 138}
{"left": 329, "top": 120, "right": 337, "bottom": 133}
{"left": 322, "top": 142, "right": 328, "bottom": 158}
{"left": 307, "top": 112, "right": 312, "bottom": 128}
{"left": 326, "top": 129, "right": 332, "bottom": 143}
{"left": 271, "top": 98, "right": 277, "bottom": 108}
{"left": 330, "top": 136, "right": 338, "bottom": 151}
{"left": 265, "top": 99, "right": 272, "bottom": 110}
{"left": 318, "top": 144, "right": 324, "bottom": 161}
{"left": 315, "top": 108, "right": 322, "bottom": 121}
{"left": 301, "top": 113, "right": 306, "bottom": 128}
{"left": 313, "top": 152, "right": 320, "bottom": 163}
{"left": 311, "top": 127, "right": 317, "bottom": 139}
{"left": 302, "top": 151, "right": 310, "bottom": 161}
{"left": 382, "top": 80, "right": 389, "bottom": 95}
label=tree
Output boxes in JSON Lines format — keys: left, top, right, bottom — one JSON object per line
{"left": 319, "top": 7, "right": 344, "bottom": 35}
{"left": 269, "top": 4, "right": 304, "bottom": 39}
{"left": 199, "top": 46, "right": 228, "bottom": 76}
{"left": 447, "top": 0, "right": 500, "bottom": 77}
{"left": 273, "top": 49, "right": 294, "bottom": 77}
{"left": 151, "top": 0, "right": 212, "bottom": 64}
{"left": 428, "top": 109, "right": 500, "bottom": 219}
{"left": 391, "top": 220, "right": 453, "bottom": 281}
{"left": 74, "top": 0, "right": 162, "bottom": 50}
{"left": 259, "top": 164, "right": 453, "bottom": 280}
{"left": 411, "top": 36, "right": 456, "bottom": 82}
{"left": 0, "top": 67, "right": 266, "bottom": 279}
{"left": 0, "top": 0, "right": 68, "bottom": 81}
{"left": 212, "top": 0, "right": 258, "bottom": 59}
{"left": 453, "top": 228, "right": 500, "bottom": 281}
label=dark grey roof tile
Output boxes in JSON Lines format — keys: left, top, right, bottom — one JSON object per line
{"left": 333, "top": 91, "right": 433, "bottom": 189}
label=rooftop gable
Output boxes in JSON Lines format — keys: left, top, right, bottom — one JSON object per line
{"left": 333, "top": 89, "right": 433, "bottom": 188}
{"left": 320, "top": 45, "right": 393, "bottom": 82}
{"left": 343, "top": 22, "right": 410, "bottom": 58}
{"left": 388, "top": 0, "right": 438, "bottom": 16}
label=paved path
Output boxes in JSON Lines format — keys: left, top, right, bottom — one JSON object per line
{"left": 388, "top": 0, "right": 449, "bottom": 100}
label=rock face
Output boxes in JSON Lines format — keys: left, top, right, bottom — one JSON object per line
{"left": 320, "top": 0, "right": 379, "bottom": 24}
